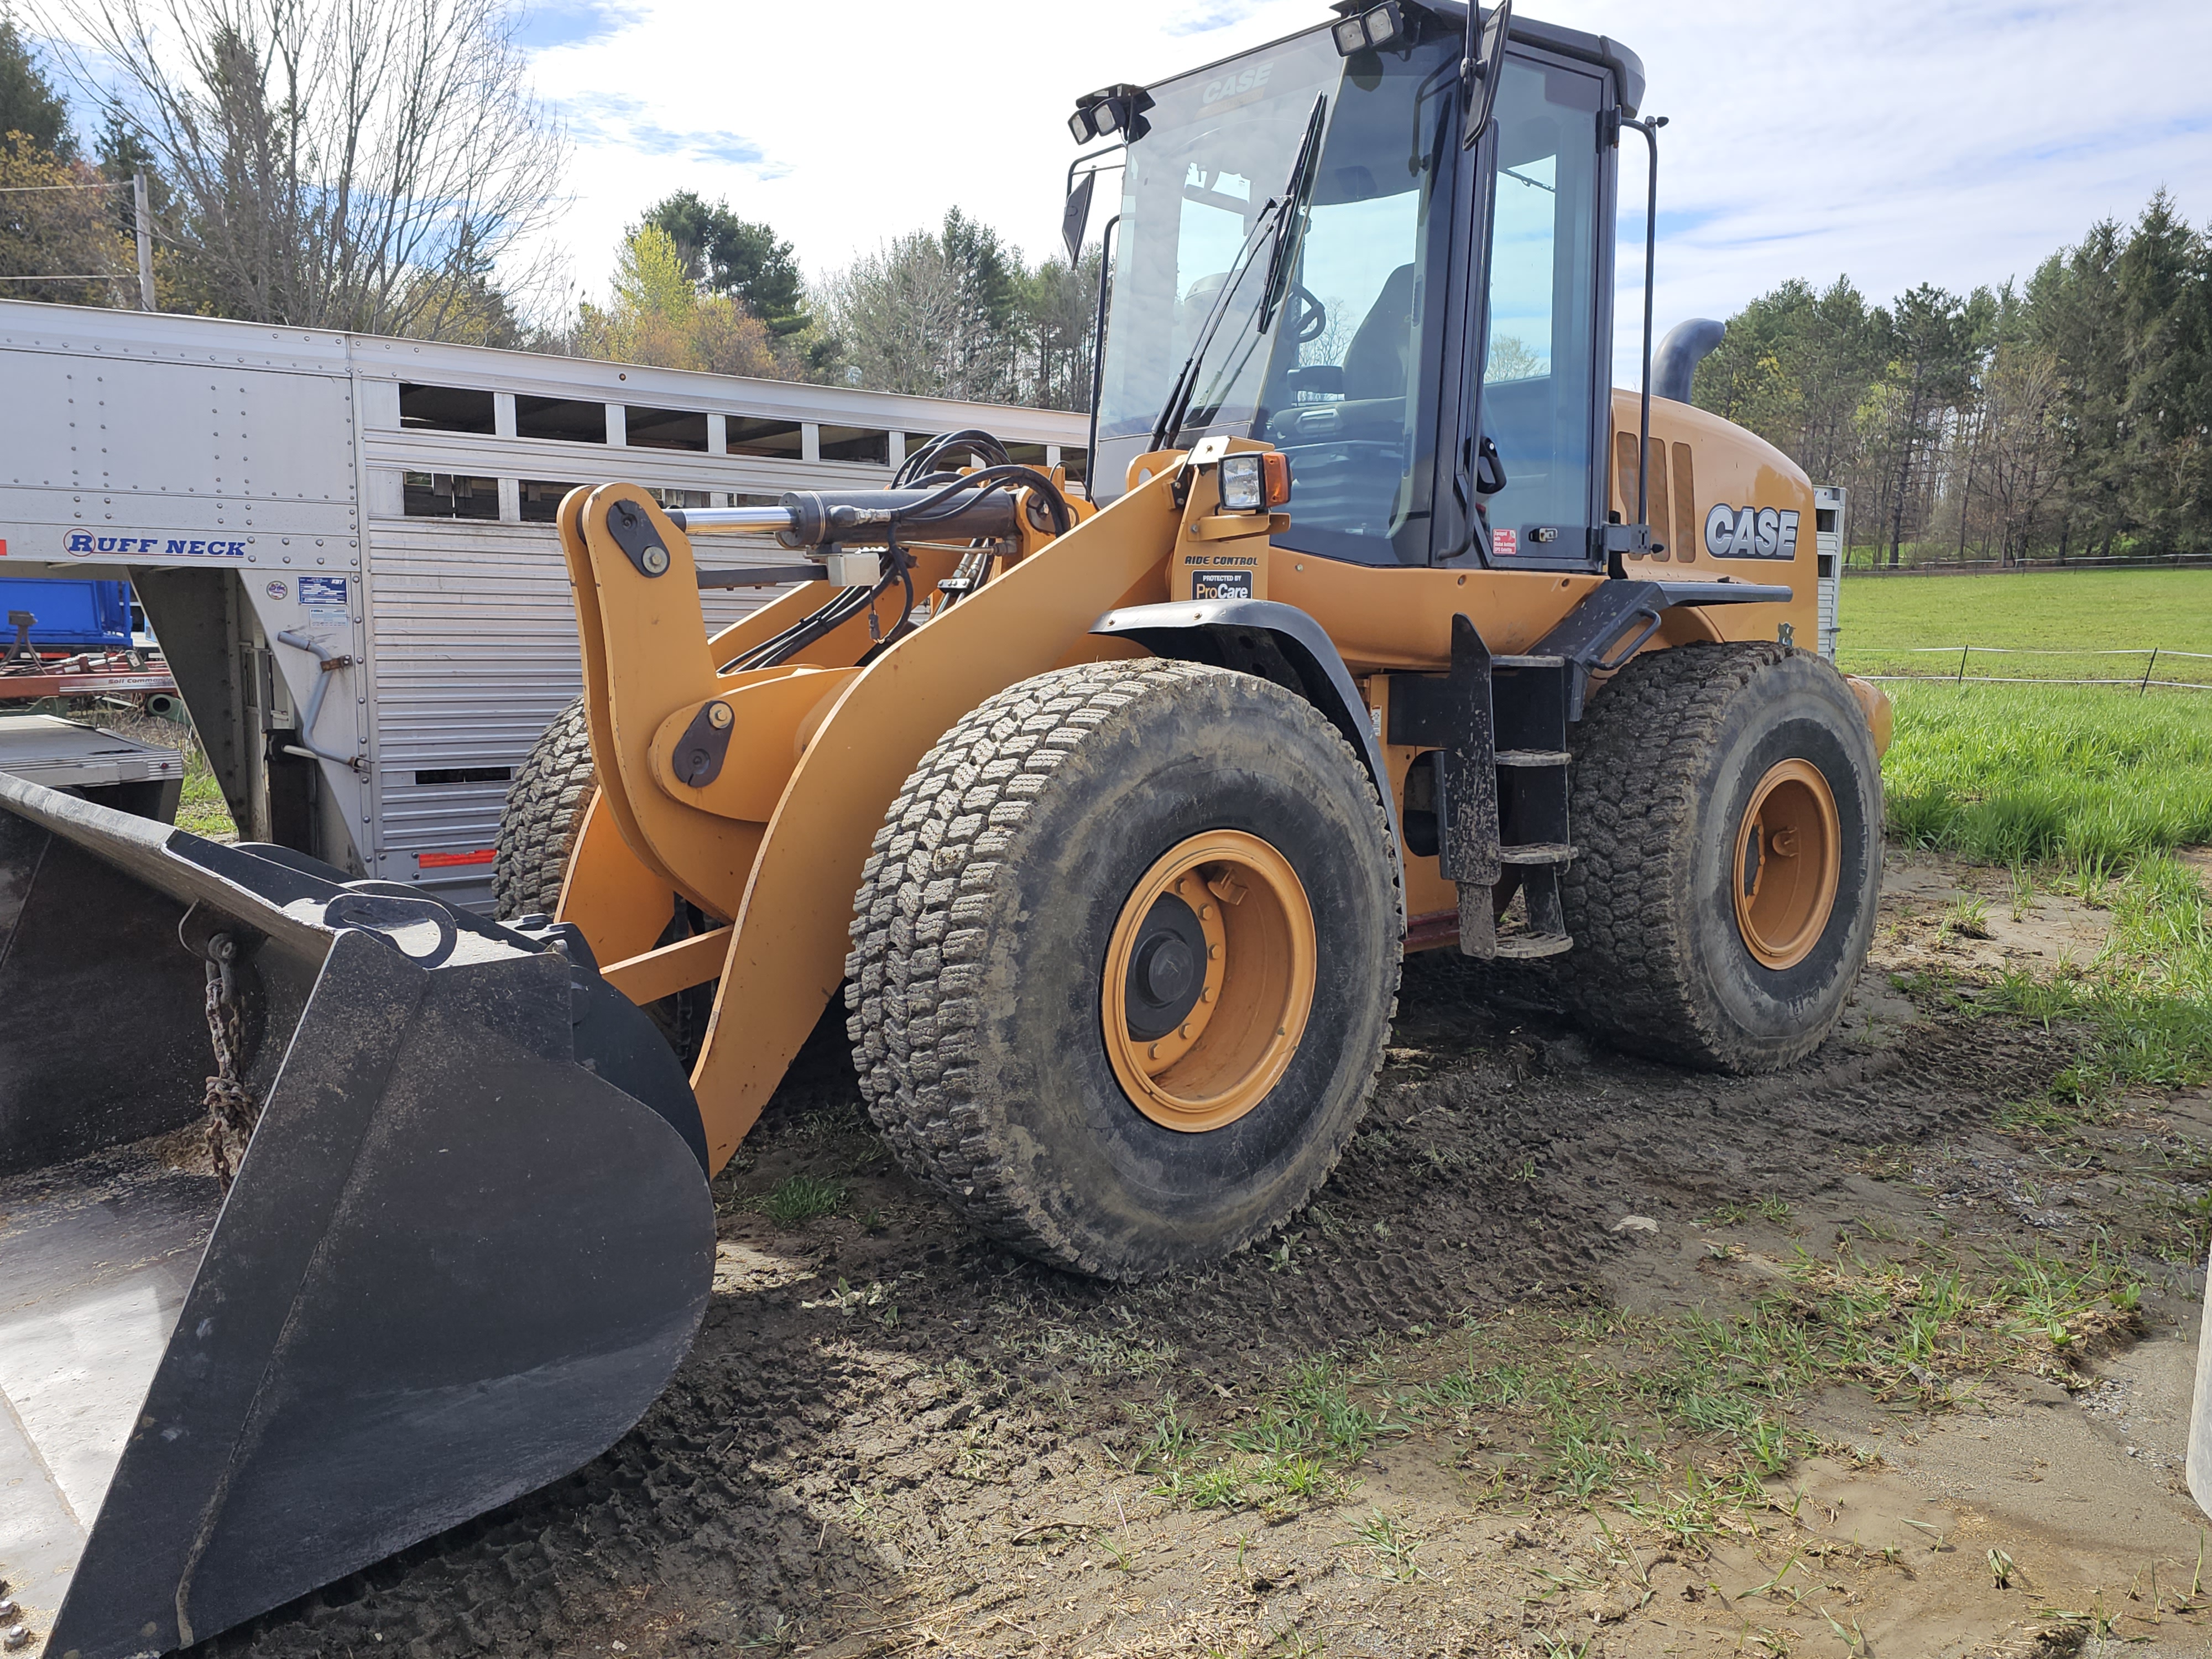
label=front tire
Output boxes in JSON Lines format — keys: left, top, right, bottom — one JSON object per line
{"left": 845, "top": 660, "right": 1402, "bottom": 1278}
{"left": 493, "top": 696, "right": 594, "bottom": 921}
{"left": 1561, "top": 643, "right": 1881, "bottom": 1073}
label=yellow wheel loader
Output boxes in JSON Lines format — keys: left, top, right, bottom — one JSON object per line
{"left": 0, "top": 3, "right": 1891, "bottom": 1652}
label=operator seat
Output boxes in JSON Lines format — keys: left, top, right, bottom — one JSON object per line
{"left": 1339, "top": 263, "right": 1416, "bottom": 401}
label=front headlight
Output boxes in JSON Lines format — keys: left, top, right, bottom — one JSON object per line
{"left": 1218, "top": 453, "right": 1264, "bottom": 512}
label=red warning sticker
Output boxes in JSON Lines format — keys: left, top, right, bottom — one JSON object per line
{"left": 1491, "top": 526, "right": 1518, "bottom": 557}
{"left": 417, "top": 848, "right": 496, "bottom": 868}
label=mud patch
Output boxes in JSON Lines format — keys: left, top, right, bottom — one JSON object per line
{"left": 179, "top": 855, "right": 2208, "bottom": 1658}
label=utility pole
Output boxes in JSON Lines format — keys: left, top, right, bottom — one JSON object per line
{"left": 133, "top": 173, "right": 155, "bottom": 311}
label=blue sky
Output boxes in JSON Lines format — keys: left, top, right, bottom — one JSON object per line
{"left": 520, "top": 0, "right": 2211, "bottom": 380}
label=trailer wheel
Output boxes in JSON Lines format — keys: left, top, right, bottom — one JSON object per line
{"left": 846, "top": 660, "right": 1401, "bottom": 1278}
{"left": 1560, "top": 642, "right": 1880, "bottom": 1073}
{"left": 493, "top": 696, "right": 594, "bottom": 920}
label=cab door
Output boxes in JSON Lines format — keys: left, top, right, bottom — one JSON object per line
{"left": 1440, "top": 46, "right": 1616, "bottom": 572}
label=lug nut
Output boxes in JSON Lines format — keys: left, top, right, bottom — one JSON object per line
{"left": 0, "top": 1601, "right": 15, "bottom": 1619}
{"left": 4, "top": 1622, "right": 32, "bottom": 1650}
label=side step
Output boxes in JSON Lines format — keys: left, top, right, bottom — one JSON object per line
{"left": 1387, "top": 623, "right": 1575, "bottom": 961}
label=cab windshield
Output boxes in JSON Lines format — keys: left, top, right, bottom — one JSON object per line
{"left": 1092, "top": 27, "right": 1462, "bottom": 566}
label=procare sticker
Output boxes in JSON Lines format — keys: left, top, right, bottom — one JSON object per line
{"left": 1492, "top": 526, "right": 1518, "bottom": 557}
{"left": 1192, "top": 569, "right": 1253, "bottom": 600}
{"left": 298, "top": 574, "right": 350, "bottom": 625}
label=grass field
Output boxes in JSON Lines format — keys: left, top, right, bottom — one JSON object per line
{"left": 1848, "top": 568, "right": 2212, "bottom": 1103}
{"left": 1837, "top": 566, "right": 2212, "bottom": 686}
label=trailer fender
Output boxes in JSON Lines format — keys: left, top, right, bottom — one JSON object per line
{"left": 1089, "top": 597, "right": 1404, "bottom": 876}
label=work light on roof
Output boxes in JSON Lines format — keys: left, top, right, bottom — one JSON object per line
{"left": 1332, "top": 0, "right": 1411, "bottom": 55}
{"left": 1069, "top": 84, "right": 1152, "bottom": 145}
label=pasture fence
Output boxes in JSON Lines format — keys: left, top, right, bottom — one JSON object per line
{"left": 1853, "top": 646, "right": 2212, "bottom": 693}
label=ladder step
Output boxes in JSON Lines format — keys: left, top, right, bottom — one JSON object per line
{"left": 1495, "top": 932, "right": 1573, "bottom": 959}
{"left": 1498, "top": 842, "right": 1575, "bottom": 865}
{"left": 1496, "top": 749, "right": 1571, "bottom": 767}
{"left": 1493, "top": 653, "right": 1566, "bottom": 670}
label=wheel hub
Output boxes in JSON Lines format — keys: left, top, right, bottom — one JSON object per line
{"left": 1102, "top": 831, "right": 1317, "bottom": 1134}
{"left": 1125, "top": 896, "right": 1206, "bottom": 1040}
{"left": 1731, "top": 758, "right": 1842, "bottom": 971}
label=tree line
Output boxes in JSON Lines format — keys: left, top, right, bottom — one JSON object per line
{"left": 0, "top": 3, "right": 1100, "bottom": 412}
{"left": 1691, "top": 193, "right": 2211, "bottom": 565}
{"left": 551, "top": 197, "right": 1104, "bottom": 412}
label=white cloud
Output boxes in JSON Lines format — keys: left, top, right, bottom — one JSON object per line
{"left": 523, "top": 1, "right": 2210, "bottom": 376}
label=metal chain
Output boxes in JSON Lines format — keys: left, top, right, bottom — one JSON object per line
{"left": 201, "top": 948, "right": 259, "bottom": 1188}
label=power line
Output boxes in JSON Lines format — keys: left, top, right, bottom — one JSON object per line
{"left": 0, "top": 180, "right": 134, "bottom": 194}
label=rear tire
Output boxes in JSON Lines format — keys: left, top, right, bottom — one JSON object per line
{"left": 1560, "top": 643, "right": 1880, "bottom": 1073}
{"left": 493, "top": 696, "right": 594, "bottom": 921}
{"left": 845, "top": 660, "right": 1402, "bottom": 1278}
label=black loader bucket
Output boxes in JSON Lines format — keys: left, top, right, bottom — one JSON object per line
{"left": 0, "top": 773, "right": 715, "bottom": 1659}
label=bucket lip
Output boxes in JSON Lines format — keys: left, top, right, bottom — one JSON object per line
{"left": 1, "top": 770, "right": 537, "bottom": 970}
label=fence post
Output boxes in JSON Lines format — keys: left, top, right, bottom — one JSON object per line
{"left": 1958, "top": 645, "right": 1969, "bottom": 685}
{"left": 2141, "top": 648, "right": 2158, "bottom": 697}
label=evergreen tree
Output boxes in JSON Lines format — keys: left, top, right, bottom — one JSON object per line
{"left": 640, "top": 191, "right": 808, "bottom": 331}
{"left": 0, "top": 12, "right": 75, "bottom": 159}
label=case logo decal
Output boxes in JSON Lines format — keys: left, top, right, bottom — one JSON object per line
{"left": 1705, "top": 505, "right": 1799, "bottom": 561}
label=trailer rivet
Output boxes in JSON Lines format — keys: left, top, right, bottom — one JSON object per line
{"left": 706, "top": 701, "right": 732, "bottom": 729}
{"left": 642, "top": 545, "right": 669, "bottom": 575}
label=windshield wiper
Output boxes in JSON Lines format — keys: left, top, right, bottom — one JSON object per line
{"left": 1259, "top": 93, "right": 1328, "bottom": 333}
{"left": 1150, "top": 92, "right": 1328, "bottom": 454}
{"left": 1148, "top": 200, "right": 1280, "bottom": 453}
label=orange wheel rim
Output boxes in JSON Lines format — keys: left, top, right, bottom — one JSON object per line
{"left": 1731, "top": 759, "right": 1841, "bottom": 970}
{"left": 1102, "top": 831, "right": 1317, "bottom": 1134}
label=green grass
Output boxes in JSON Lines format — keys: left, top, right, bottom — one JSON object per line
{"left": 1881, "top": 683, "right": 2212, "bottom": 865}
{"left": 1138, "top": 1238, "right": 2145, "bottom": 1540}
{"left": 1980, "top": 852, "right": 2212, "bottom": 1110}
{"left": 1838, "top": 567, "right": 2212, "bottom": 684}
{"left": 755, "top": 1173, "right": 846, "bottom": 1227}
{"left": 176, "top": 753, "right": 236, "bottom": 839}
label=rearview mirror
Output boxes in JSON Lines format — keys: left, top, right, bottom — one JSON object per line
{"left": 1461, "top": 0, "right": 1513, "bottom": 150}
{"left": 1062, "top": 169, "right": 1097, "bottom": 265}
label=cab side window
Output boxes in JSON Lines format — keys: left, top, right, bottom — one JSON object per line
{"left": 1478, "top": 58, "right": 1602, "bottom": 564}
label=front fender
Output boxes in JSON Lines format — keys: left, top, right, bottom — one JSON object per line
{"left": 1091, "top": 598, "right": 1404, "bottom": 885}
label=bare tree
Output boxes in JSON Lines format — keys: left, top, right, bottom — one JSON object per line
{"left": 38, "top": 0, "right": 564, "bottom": 336}
{"left": 815, "top": 229, "right": 975, "bottom": 398}
{"left": 1977, "top": 346, "right": 2068, "bottom": 565}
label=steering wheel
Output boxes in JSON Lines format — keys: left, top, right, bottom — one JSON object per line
{"left": 1286, "top": 282, "right": 1328, "bottom": 345}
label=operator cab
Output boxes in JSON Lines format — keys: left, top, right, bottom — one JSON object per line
{"left": 1080, "top": 4, "right": 1643, "bottom": 573}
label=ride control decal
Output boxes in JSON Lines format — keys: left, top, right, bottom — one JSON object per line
{"left": 1705, "top": 505, "right": 1801, "bottom": 561}
{"left": 1193, "top": 569, "right": 1253, "bottom": 600}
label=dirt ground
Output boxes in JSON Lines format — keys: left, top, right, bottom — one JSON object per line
{"left": 192, "top": 853, "right": 2210, "bottom": 1659}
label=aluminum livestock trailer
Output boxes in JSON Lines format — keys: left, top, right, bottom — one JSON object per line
{"left": 0, "top": 299, "right": 1086, "bottom": 907}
